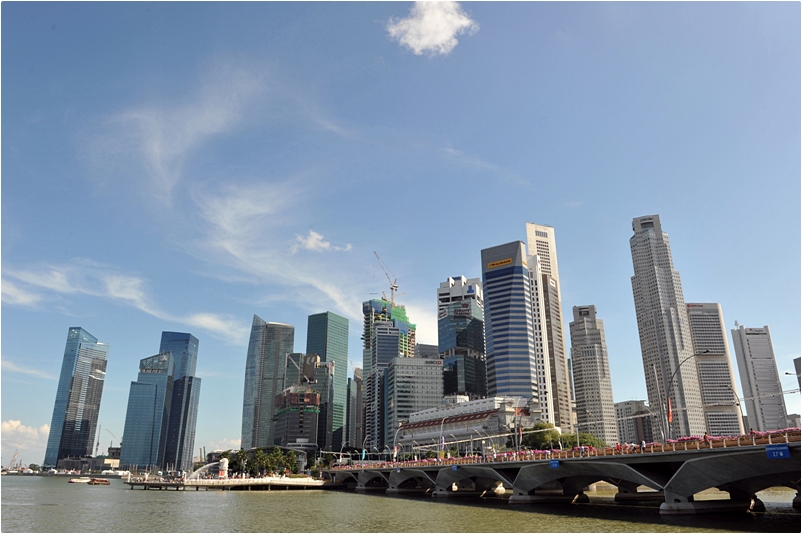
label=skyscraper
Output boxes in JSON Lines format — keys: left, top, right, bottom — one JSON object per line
{"left": 159, "top": 332, "right": 201, "bottom": 472}
{"left": 120, "top": 352, "right": 175, "bottom": 470}
{"left": 44, "top": 327, "right": 109, "bottom": 467}
{"left": 526, "top": 254, "right": 554, "bottom": 425}
{"left": 630, "top": 215, "right": 706, "bottom": 439}
{"left": 525, "top": 223, "right": 573, "bottom": 431}
{"left": 437, "top": 276, "right": 486, "bottom": 400}
{"left": 685, "top": 304, "right": 744, "bottom": 436}
{"left": 480, "top": 241, "right": 540, "bottom": 409}
{"left": 241, "top": 317, "right": 294, "bottom": 449}
{"left": 568, "top": 305, "right": 618, "bottom": 445}
{"left": 361, "top": 299, "right": 416, "bottom": 451}
{"left": 351, "top": 367, "right": 363, "bottom": 449}
{"left": 731, "top": 324, "right": 788, "bottom": 432}
{"left": 385, "top": 357, "right": 443, "bottom": 447}
{"left": 306, "top": 311, "right": 349, "bottom": 447}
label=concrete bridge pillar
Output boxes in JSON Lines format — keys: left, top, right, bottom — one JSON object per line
{"left": 660, "top": 490, "right": 756, "bottom": 515}
{"left": 614, "top": 480, "right": 664, "bottom": 503}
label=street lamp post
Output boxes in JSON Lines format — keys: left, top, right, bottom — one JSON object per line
{"left": 662, "top": 350, "right": 709, "bottom": 440}
{"left": 514, "top": 396, "right": 536, "bottom": 452}
{"left": 438, "top": 416, "right": 447, "bottom": 458}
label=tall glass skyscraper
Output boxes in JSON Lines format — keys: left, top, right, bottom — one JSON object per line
{"left": 241, "top": 317, "right": 295, "bottom": 449}
{"left": 481, "top": 241, "right": 540, "bottom": 407}
{"left": 120, "top": 352, "right": 175, "bottom": 470}
{"left": 306, "top": 311, "right": 349, "bottom": 447}
{"left": 44, "top": 327, "right": 109, "bottom": 467}
{"left": 437, "top": 276, "right": 486, "bottom": 400}
{"left": 159, "top": 332, "right": 201, "bottom": 471}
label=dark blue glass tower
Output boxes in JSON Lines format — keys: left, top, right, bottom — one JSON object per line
{"left": 44, "top": 327, "right": 109, "bottom": 467}
{"left": 120, "top": 353, "right": 175, "bottom": 470}
{"left": 160, "top": 332, "right": 201, "bottom": 471}
{"left": 481, "top": 241, "right": 540, "bottom": 403}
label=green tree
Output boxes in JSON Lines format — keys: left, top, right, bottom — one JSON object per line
{"left": 284, "top": 450, "right": 298, "bottom": 473}
{"left": 251, "top": 449, "right": 268, "bottom": 476}
{"left": 269, "top": 447, "right": 284, "bottom": 475}
{"left": 28, "top": 464, "right": 41, "bottom": 472}
{"left": 521, "top": 422, "right": 563, "bottom": 450}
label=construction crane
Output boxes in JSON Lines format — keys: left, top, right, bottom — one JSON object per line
{"left": 106, "top": 428, "right": 122, "bottom": 448}
{"left": 5, "top": 450, "right": 19, "bottom": 471}
{"left": 374, "top": 251, "right": 399, "bottom": 309}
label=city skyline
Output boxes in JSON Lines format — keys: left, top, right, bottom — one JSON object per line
{"left": 3, "top": 2, "right": 799, "bottom": 465}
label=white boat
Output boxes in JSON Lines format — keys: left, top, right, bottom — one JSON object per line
{"left": 68, "top": 477, "right": 91, "bottom": 483}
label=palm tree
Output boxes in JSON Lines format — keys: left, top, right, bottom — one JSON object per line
{"left": 252, "top": 449, "right": 268, "bottom": 477}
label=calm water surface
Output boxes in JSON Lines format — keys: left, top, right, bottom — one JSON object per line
{"left": 1, "top": 476, "right": 799, "bottom": 533}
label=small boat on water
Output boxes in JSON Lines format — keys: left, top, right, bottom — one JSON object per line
{"left": 68, "top": 477, "right": 91, "bottom": 483}
{"left": 88, "top": 478, "right": 110, "bottom": 485}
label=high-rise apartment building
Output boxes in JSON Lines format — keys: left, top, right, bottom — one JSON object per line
{"left": 159, "top": 332, "right": 202, "bottom": 472}
{"left": 731, "top": 324, "right": 787, "bottom": 431}
{"left": 526, "top": 223, "right": 573, "bottom": 431}
{"left": 241, "top": 317, "right": 294, "bottom": 449}
{"left": 306, "top": 312, "right": 349, "bottom": 447}
{"left": 437, "top": 276, "right": 486, "bottom": 400}
{"left": 44, "top": 327, "right": 109, "bottom": 467}
{"left": 120, "top": 352, "right": 175, "bottom": 470}
{"left": 385, "top": 357, "right": 444, "bottom": 447}
{"left": 569, "top": 306, "right": 618, "bottom": 445}
{"left": 630, "top": 215, "right": 706, "bottom": 439}
{"left": 480, "top": 241, "right": 540, "bottom": 410}
{"left": 685, "top": 304, "right": 744, "bottom": 436}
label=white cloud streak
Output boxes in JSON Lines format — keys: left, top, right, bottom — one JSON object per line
{"left": 387, "top": 1, "right": 479, "bottom": 56}
{"left": 3, "top": 260, "right": 249, "bottom": 344}
{"left": 1, "top": 360, "right": 57, "bottom": 380}
{"left": 1, "top": 279, "right": 43, "bottom": 306}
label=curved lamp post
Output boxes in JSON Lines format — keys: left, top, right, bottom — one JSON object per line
{"left": 514, "top": 396, "right": 536, "bottom": 451}
{"left": 663, "top": 350, "right": 709, "bottom": 440}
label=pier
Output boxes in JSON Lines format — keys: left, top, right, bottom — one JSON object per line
{"left": 126, "top": 475, "right": 325, "bottom": 491}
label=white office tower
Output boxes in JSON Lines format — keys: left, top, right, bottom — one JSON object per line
{"left": 568, "top": 306, "right": 619, "bottom": 445}
{"left": 525, "top": 223, "right": 573, "bottom": 432}
{"left": 615, "top": 400, "right": 647, "bottom": 444}
{"left": 526, "top": 255, "right": 554, "bottom": 424}
{"left": 686, "top": 303, "right": 744, "bottom": 436}
{"left": 731, "top": 325, "right": 788, "bottom": 432}
{"left": 630, "top": 215, "right": 706, "bottom": 439}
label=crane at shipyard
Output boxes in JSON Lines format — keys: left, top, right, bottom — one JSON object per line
{"left": 374, "top": 251, "right": 400, "bottom": 309}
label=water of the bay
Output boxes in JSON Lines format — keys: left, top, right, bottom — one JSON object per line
{"left": 1, "top": 476, "right": 799, "bottom": 533}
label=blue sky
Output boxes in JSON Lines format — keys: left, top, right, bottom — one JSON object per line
{"left": 2, "top": 2, "right": 799, "bottom": 466}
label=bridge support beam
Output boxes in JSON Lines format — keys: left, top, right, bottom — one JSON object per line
{"left": 509, "top": 492, "right": 589, "bottom": 504}
{"left": 614, "top": 480, "right": 664, "bottom": 502}
{"left": 660, "top": 491, "right": 756, "bottom": 515}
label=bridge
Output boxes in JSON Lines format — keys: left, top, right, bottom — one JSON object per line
{"left": 323, "top": 431, "right": 800, "bottom": 515}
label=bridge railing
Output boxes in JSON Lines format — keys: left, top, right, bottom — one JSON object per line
{"left": 329, "top": 430, "right": 800, "bottom": 471}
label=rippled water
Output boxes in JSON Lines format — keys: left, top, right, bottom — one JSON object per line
{"left": 1, "top": 476, "right": 798, "bottom": 532}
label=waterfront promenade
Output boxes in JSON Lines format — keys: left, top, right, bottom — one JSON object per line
{"left": 126, "top": 474, "right": 324, "bottom": 491}
{"left": 324, "top": 430, "right": 801, "bottom": 515}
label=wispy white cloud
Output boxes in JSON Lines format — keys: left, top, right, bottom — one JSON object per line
{"left": 192, "top": 181, "right": 366, "bottom": 322}
{"left": 3, "top": 259, "right": 248, "bottom": 345}
{"left": 84, "top": 60, "right": 264, "bottom": 206}
{"left": 1, "top": 360, "right": 57, "bottom": 380}
{"left": 1, "top": 279, "right": 43, "bottom": 306}
{"left": 1, "top": 420, "right": 50, "bottom": 466}
{"left": 387, "top": 1, "right": 479, "bottom": 57}
{"left": 440, "top": 145, "right": 529, "bottom": 186}
{"left": 291, "top": 230, "right": 352, "bottom": 254}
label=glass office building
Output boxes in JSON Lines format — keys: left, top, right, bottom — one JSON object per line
{"left": 120, "top": 352, "right": 175, "bottom": 470}
{"left": 44, "top": 327, "right": 110, "bottom": 467}
{"left": 159, "top": 332, "right": 201, "bottom": 471}
{"left": 241, "top": 317, "right": 295, "bottom": 449}
{"left": 306, "top": 312, "right": 349, "bottom": 447}
{"left": 480, "top": 241, "right": 540, "bottom": 403}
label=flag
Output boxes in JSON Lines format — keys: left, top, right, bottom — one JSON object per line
{"left": 667, "top": 397, "right": 673, "bottom": 423}
{"left": 441, "top": 436, "right": 445, "bottom": 450}
{"left": 361, "top": 449, "right": 366, "bottom": 460}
